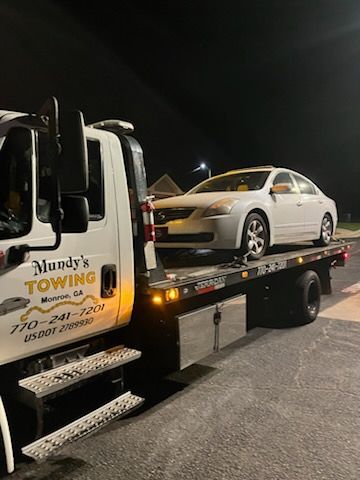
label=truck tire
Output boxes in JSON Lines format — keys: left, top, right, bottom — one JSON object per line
{"left": 313, "top": 213, "right": 333, "bottom": 247}
{"left": 292, "top": 270, "right": 321, "bottom": 325}
{"left": 241, "top": 213, "right": 269, "bottom": 261}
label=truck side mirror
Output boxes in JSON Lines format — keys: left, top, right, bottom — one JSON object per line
{"left": 59, "top": 110, "right": 89, "bottom": 194}
{"left": 61, "top": 195, "right": 89, "bottom": 233}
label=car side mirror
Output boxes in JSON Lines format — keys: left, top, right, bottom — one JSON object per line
{"left": 270, "top": 183, "right": 291, "bottom": 194}
{"left": 61, "top": 195, "right": 89, "bottom": 233}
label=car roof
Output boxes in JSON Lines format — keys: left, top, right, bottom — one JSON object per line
{"left": 226, "top": 165, "right": 275, "bottom": 174}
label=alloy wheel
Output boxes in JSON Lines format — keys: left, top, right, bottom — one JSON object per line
{"left": 246, "top": 219, "right": 266, "bottom": 255}
{"left": 321, "top": 216, "right": 332, "bottom": 244}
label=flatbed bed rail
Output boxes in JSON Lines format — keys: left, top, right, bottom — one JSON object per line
{"left": 145, "top": 242, "right": 351, "bottom": 303}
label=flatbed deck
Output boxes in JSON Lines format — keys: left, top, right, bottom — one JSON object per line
{"left": 146, "top": 241, "right": 351, "bottom": 302}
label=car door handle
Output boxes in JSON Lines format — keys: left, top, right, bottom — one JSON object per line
{"left": 297, "top": 201, "right": 303, "bottom": 206}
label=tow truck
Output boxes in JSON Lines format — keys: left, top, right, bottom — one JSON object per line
{"left": 0, "top": 98, "right": 351, "bottom": 473}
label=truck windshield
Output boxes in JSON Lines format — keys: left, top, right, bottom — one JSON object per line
{"left": 189, "top": 171, "right": 270, "bottom": 193}
{"left": 0, "top": 128, "right": 32, "bottom": 240}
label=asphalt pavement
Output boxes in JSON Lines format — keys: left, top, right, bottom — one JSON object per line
{"left": 6, "top": 240, "right": 360, "bottom": 480}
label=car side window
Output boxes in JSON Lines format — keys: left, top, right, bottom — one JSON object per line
{"left": 272, "top": 172, "right": 297, "bottom": 194}
{"left": 293, "top": 174, "right": 316, "bottom": 195}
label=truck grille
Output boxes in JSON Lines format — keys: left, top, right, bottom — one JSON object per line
{"left": 154, "top": 208, "right": 195, "bottom": 225}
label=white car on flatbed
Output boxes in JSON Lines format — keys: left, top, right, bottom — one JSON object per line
{"left": 154, "top": 166, "right": 338, "bottom": 260}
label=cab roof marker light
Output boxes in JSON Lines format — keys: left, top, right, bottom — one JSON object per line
{"left": 88, "top": 119, "right": 134, "bottom": 134}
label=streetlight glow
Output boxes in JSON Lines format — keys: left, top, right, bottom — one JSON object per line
{"left": 191, "top": 161, "right": 212, "bottom": 178}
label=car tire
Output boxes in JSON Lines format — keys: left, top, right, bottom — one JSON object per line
{"left": 241, "top": 213, "right": 269, "bottom": 260}
{"left": 313, "top": 213, "right": 333, "bottom": 247}
{"left": 292, "top": 270, "right": 321, "bottom": 325}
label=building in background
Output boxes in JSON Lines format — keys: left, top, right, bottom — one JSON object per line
{"left": 148, "top": 174, "right": 184, "bottom": 199}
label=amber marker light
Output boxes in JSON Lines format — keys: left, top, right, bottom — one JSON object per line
{"left": 165, "top": 288, "right": 179, "bottom": 302}
{"left": 241, "top": 271, "right": 249, "bottom": 279}
{"left": 152, "top": 294, "right": 163, "bottom": 305}
{"left": 297, "top": 257, "right": 304, "bottom": 264}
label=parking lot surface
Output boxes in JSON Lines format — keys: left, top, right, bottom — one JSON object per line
{"left": 7, "top": 241, "right": 360, "bottom": 480}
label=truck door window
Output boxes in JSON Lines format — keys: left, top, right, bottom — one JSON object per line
{"left": 86, "top": 139, "right": 104, "bottom": 220}
{"left": 37, "top": 135, "right": 104, "bottom": 222}
{"left": 0, "top": 128, "right": 32, "bottom": 240}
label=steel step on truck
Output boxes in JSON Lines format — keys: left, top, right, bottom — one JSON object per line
{"left": 0, "top": 98, "right": 351, "bottom": 473}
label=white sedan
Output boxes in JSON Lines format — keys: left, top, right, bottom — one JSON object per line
{"left": 153, "top": 166, "right": 337, "bottom": 260}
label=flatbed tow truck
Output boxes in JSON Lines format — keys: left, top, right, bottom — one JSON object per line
{"left": 0, "top": 99, "right": 351, "bottom": 473}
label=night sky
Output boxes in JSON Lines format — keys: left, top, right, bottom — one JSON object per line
{"left": 1, "top": 1, "right": 359, "bottom": 216}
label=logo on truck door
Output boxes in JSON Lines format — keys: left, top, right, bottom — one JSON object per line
{"left": 24, "top": 254, "right": 96, "bottom": 302}
{"left": 0, "top": 297, "right": 30, "bottom": 316}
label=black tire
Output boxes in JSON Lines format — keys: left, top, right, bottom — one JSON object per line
{"left": 292, "top": 270, "right": 321, "bottom": 325}
{"left": 313, "top": 213, "right": 333, "bottom": 247}
{"left": 241, "top": 213, "right": 269, "bottom": 260}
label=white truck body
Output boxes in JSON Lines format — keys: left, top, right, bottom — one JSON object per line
{"left": 0, "top": 120, "right": 134, "bottom": 365}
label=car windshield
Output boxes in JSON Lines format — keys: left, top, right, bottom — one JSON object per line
{"left": 189, "top": 171, "right": 270, "bottom": 193}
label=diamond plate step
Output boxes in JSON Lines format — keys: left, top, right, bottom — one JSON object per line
{"left": 22, "top": 391, "right": 144, "bottom": 460}
{"left": 19, "top": 347, "right": 141, "bottom": 398}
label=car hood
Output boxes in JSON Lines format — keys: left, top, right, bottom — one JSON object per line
{"left": 153, "top": 191, "right": 263, "bottom": 210}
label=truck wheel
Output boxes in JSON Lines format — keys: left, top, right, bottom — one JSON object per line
{"left": 292, "top": 270, "right": 321, "bottom": 325}
{"left": 241, "top": 213, "right": 269, "bottom": 260}
{"left": 313, "top": 214, "right": 332, "bottom": 247}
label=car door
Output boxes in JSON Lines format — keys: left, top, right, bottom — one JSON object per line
{"left": 270, "top": 171, "right": 304, "bottom": 243}
{"left": 292, "top": 173, "right": 321, "bottom": 238}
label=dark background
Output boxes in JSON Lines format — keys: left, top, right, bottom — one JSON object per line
{"left": 0, "top": 0, "right": 359, "bottom": 216}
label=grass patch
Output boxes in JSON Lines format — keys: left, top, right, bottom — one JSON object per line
{"left": 337, "top": 222, "right": 360, "bottom": 231}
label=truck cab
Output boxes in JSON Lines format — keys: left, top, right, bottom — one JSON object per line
{"left": 0, "top": 110, "right": 136, "bottom": 367}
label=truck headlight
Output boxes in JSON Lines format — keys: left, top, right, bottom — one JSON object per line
{"left": 203, "top": 198, "right": 239, "bottom": 217}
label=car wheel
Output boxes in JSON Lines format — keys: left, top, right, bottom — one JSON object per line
{"left": 313, "top": 213, "right": 333, "bottom": 247}
{"left": 292, "top": 270, "right": 321, "bottom": 325}
{"left": 241, "top": 213, "right": 269, "bottom": 260}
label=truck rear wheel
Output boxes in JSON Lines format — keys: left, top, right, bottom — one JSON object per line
{"left": 292, "top": 270, "right": 321, "bottom": 325}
